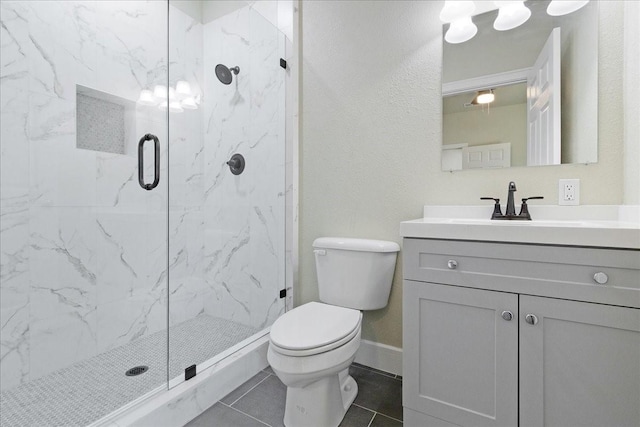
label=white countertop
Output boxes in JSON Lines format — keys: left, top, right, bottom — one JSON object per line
{"left": 400, "top": 205, "right": 640, "bottom": 249}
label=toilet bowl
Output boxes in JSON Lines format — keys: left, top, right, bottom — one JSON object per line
{"left": 268, "top": 302, "right": 362, "bottom": 427}
{"left": 268, "top": 237, "right": 400, "bottom": 427}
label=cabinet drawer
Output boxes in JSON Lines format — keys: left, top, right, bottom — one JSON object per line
{"left": 403, "top": 238, "right": 640, "bottom": 308}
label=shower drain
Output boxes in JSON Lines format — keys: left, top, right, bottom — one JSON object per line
{"left": 125, "top": 365, "right": 149, "bottom": 377}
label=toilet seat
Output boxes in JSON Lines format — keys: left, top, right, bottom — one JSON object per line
{"left": 270, "top": 302, "right": 362, "bottom": 357}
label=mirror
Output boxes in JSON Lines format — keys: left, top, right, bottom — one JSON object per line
{"left": 441, "top": 0, "right": 598, "bottom": 171}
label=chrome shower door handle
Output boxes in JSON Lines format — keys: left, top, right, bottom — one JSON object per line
{"left": 138, "top": 133, "right": 160, "bottom": 191}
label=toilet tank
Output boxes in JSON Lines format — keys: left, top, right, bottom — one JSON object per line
{"left": 313, "top": 237, "right": 400, "bottom": 310}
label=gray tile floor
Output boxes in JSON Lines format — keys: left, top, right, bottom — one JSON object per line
{"left": 186, "top": 363, "right": 403, "bottom": 427}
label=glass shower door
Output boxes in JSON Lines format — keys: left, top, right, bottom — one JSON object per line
{"left": 0, "top": 1, "right": 170, "bottom": 425}
{"left": 167, "top": 2, "right": 287, "bottom": 385}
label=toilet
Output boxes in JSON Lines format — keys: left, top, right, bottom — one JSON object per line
{"left": 267, "top": 237, "right": 400, "bottom": 427}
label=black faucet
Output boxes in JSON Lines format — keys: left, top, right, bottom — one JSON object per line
{"left": 505, "top": 181, "right": 517, "bottom": 216}
{"left": 481, "top": 182, "right": 544, "bottom": 220}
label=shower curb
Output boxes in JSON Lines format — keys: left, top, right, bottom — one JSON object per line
{"left": 92, "top": 337, "right": 269, "bottom": 427}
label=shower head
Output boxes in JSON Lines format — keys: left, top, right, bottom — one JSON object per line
{"left": 215, "top": 64, "right": 240, "bottom": 85}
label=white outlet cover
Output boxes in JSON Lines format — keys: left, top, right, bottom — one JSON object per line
{"left": 559, "top": 179, "right": 580, "bottom": 205}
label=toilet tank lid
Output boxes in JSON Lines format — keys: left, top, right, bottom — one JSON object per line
{"left": 313, "top": 237, "right": 400, "bottom": 253}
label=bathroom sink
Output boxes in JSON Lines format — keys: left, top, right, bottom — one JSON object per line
{"left": 424, "top": 218, "right": 587, "bottom": 226}
{"left": 400, "top": 205, "right": 640, "bottom": 249}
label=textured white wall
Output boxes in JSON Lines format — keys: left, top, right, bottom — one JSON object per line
{"left": 300, "top": 0, "right": 436, "bottom": 347}
{"left": 300, "top": 0, "right": 632, "bottom": 348}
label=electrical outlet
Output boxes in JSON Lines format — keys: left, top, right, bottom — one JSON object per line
{"left": 559, "top": 179, "right": 580, "bottom": 205}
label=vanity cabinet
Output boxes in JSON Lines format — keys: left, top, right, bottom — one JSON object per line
{"left": 402, "top": 238, "right": 640, "bottom": 427}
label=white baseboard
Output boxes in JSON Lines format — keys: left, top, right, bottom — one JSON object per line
{"left": 354, "top": 339, "right": 403, "bottom": 376}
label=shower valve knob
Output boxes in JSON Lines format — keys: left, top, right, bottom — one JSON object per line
{"left": 226, "top": 153, "right": 245, "bottom": 175}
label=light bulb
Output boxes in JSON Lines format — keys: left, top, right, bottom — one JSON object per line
{"left": 440, "top": 0, "right": 476, "bottom": 23}
{"left": 180, "top": 97, "right": 198, "bottom": 110}
{"left": 158, "top": 101, "right": 184, "bottom": 113}
{"left": 494, "top": 1, "right": 531, "bottom": 31}
{"left": 445, "top": 16, "right": 478, "bottom": 44}
{"left": 547, "top": 0, "right": 589, "bottom": 16}
{"left": 476, "top": 91, "right": 495, "bottom": 104}
{"left": 153, "top": 85, "right": 167, "bottom": 100}
{"left": 168, "top": 101, "right": 183, "bottom": 113}
{"left": 176, "top": 80, "right": 192, "bottom": 100}
{"left": 137, "top": 89, "right": 157, "bottom": 106}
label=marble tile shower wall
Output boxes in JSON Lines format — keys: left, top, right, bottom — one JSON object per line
{"left": 0, "top": 0, "right": 175, "bottom": 391}
{"left": 1, "top": 0, "right": 286, "bottom": 392}
{"left": 165, "top": 3, "right": 286, "bottom": 363}
{"left": 196, "top": 7, "right": 286, "bottom": 332}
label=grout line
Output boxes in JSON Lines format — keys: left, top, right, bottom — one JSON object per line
{"left": 352, "top": 403, "right": 373, "bottom": 412}
{"left": 228, "top": 373, "right": 272, "bottom": 407}
{"left": 366, "top": 412, "right": 377, "bottom": 427}
{"left": 352, "top": 403, "right": 403, "bottom": 424}
{"left": 219, "top": 401, "right": 272, "bottom": 426}
{"left": 374, "top": 412, "right": 404, "bottom": 423}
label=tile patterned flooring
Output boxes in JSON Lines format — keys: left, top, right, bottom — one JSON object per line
{"left": 186, "top": 363, "right": 403, "bottom": 427}
{"left": 0, "top": 315, "right": 258, "bottom": 427}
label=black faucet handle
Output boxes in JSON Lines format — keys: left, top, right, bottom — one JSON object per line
{"left": 481, "top": 197, "right": 503, "bottom": 219}
{"left": 519, "top": 196, "right": 544, "bottom": 220}
{"left": 522, "top": 196, "right": 544, "bottom": 202}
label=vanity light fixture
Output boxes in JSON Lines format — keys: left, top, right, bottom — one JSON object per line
{"left": 441, "top": 0, "right": 478, "bottom": 44}
{"left": 180, "top": 97, "right": 198, "bottom": 110}
{"left": 439, "top": 0, "right": 476, "bottom": 23}
{"left": 138, "top": 81, "right": 200, "bottom": 113}
{"left": 137, "top": 89, "right": 157, "bottom": 106}
{"left": 445, "top": 16, "right": 479, "bottom": 44}
{"left": 175, "top": 80, "right": 192, "bottom": 99}
{"left": 493, "top": 0, "right": 531, "bottom": 31}
{"left": 153, "top": 84, "right": 168, "bottom": 101}
{"left": 547, "top": 0, "right": 589, "bottom": 16}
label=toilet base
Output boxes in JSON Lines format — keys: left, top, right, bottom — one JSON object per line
{"left": 283, "top": 368, "right": 358, "bottom": 427}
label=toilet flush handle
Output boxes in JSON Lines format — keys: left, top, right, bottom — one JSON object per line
{"left": 313, "top": 249, "right": 326, "bottom": 256}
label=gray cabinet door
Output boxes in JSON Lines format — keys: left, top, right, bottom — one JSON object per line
{"left": 403, "top": 280, "right": 518, "bottom": 427}
{"left": 520, "top": 296, "right": 640, "bottom": 427}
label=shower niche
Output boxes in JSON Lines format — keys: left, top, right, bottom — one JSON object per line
{"left": 76, "top": 85, "right": 132, "bottom": 155}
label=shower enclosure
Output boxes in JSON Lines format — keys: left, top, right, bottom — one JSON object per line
{"left": 0, "top": 1, "right": 291, "bottom": 425}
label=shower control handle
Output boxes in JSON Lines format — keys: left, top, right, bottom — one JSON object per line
{"left": 226, "top": 153, "right": 245, "bottom": 175}
{"left": 138, "top": 134, "right": 160, "bottom": 191}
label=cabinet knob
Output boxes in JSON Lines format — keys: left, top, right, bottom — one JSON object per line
{"left": 525, "top": 314, "right": 538, "bottom": 325}
{"left": 447, "top": 259, "right": 458, "bottom": 269}
{"left": 501, "top": 311, "right": 513, "bottom": 321}
{"left": 593, "top": 271, "right": 609, "bottom": 285}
